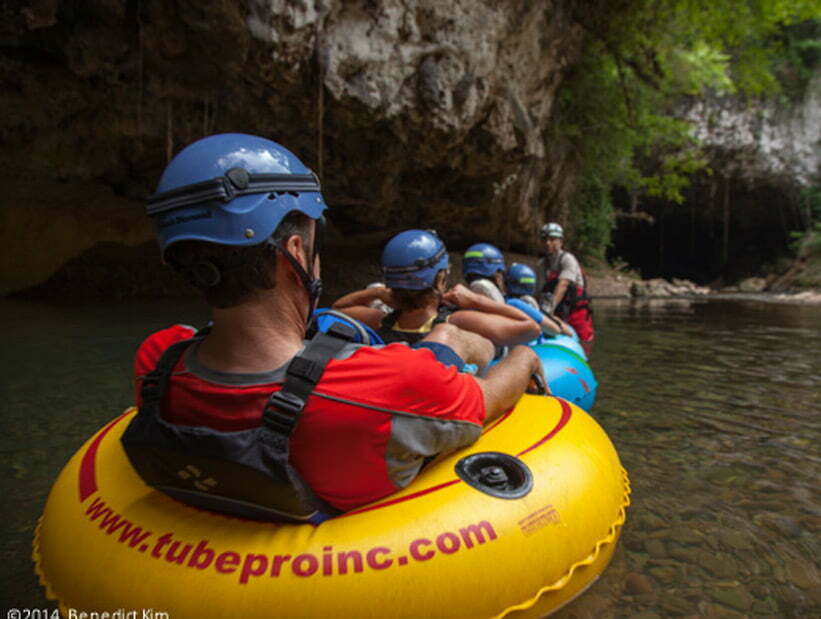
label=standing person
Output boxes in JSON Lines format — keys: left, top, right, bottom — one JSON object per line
{"left": 123, "top": 134, "right": 544, "bottom": 522}
{"left": 537, "top": 222, "right": 594, "bottom": 355}
{"left": 333, "top": 230, "right": 540, "bottom": 348}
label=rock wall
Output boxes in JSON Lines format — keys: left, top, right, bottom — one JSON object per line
{"left": 611, "top": 71, "right": 820, "bottom": 286}
{"left": 683, "top": 70, "right": 821, "bottom": 188}
{"left": 1, "top": 0, "right": 586, "bottom": 296}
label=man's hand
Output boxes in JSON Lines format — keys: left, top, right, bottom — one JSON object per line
{"left": 442, "top": 283, "right": 481, "bottom": 309}
{"left": 517, "top": 346, "right": 546, "bottom": 392}
{"left": 526, "top": 371, "right": 551, "bottom": 395}
{"left": 373, "top": 285, "right": 395, "bottom": 307}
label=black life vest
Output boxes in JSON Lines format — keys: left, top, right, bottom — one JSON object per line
{"left": 542, "top": 252, "right": 592, "bottom": 319}
{"left": 376, "top": 306, "right": 453, "bottom": 345}
{"left": 120, "top": 321, "right": 358, "bottom": 524}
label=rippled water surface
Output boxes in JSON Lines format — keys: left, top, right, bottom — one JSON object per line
{"left": 2, "top": 296, "right": 819, "bottom": 616}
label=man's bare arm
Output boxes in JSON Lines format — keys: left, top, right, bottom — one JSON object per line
{"left": 444, "top": 284, "right": 540, "bottom": 346}
{"left": 421, "top": 323, "right": 494, "bottom": 370}
{"left": 551, "top": 279, "right": 570, "bottom": 313}
{"left": 333, "top": 287, "right": 392, "bottom": 310}
{"left": 473, "top": 346, "right": 544, "bottom": 425}
{"left": 331, "top": 287, "right": 394, "bottom": 329}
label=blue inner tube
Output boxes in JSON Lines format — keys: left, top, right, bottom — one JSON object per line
{"left": 530, "top": 344, "right": 597, "bottom": 412}
{"left": 532, "top": 329, "right": 587, "bottom": 361}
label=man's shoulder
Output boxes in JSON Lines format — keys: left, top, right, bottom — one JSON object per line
{"left": 327, "top": 342, "right": 472, "bottom": 388}
{"left": 561, "top": 250, "right": 580, "bottom": 266}
{"left": 140, "top": 324, "right": 198, "bottom": 349}
{"left": 322, "top": 343, "right": 483, "bottom": 422}
{"left": 135, "top": 324, "right": 198, "bottom": 373}
{"left": 336, "top": 341, "right": 452, "bottom": 368}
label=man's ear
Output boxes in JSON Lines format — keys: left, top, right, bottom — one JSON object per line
{"left": 435, "top": 269, "right": 448, "bottom": 291}
{"left": 283, "top": 234, "right": 309, "bottom": 270}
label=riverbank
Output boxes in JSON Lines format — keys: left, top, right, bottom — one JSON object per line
{"left": 584, "top": 254, "right": 821, "bottom": 306}
{"left": 503, "top": 252, "right": 821, "bottom": 305}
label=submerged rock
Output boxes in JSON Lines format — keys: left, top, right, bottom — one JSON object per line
{"left": 625, "top": 572, "right": 654, "bottom": 595}
{"left": 710, "top": 585, "right": 754, "bottom": 612}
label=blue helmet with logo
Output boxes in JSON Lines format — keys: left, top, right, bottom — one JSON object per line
{"left": 462, "top": 243, "right": 505, "bottom": 278}
{"left": 146, "top": 133, "right": 327, "bottom": 258}
{"left": 505, "top": 262, "right": 537, "bottom": 296}
{"left": 381, "top": 229, "right": 449, "bottom": 290}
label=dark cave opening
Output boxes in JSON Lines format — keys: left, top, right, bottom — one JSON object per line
{"left": 608, "top": 178, "right": 806, "bottom": 286}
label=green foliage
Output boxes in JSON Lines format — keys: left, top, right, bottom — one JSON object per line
{"left": 549, "top": 1, "right": 821, "bottom": 253}
{"left": 773, "top": 20, "right": 821, "bottom": 100}
{"left": 669, "top": 43, "right": 735, "bottom": 95}
{"left": 569, "top": 173, "right": 613, "bottom": 261}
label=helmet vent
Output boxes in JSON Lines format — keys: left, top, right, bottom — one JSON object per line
{"left": 268, "top": 191, "right": 300, "bottom": 199}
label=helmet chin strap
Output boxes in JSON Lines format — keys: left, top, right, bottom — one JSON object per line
{"left": 273, "top": 241, "right": 323, "bottom": 331}
{"left": 269, "top": 215, "right": 325, "bottom": 332}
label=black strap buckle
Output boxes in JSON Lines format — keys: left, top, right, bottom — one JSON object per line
{"left": 326, "top": 321, "right": 356, "bottom": 342}
{"left": 286, "top": 356, "right": 324, "bottom": 383}
{"left": 263, "top": 391, "right": 305, "bottom": 434}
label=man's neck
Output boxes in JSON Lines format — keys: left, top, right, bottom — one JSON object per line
{"left": 196, "top": 293, "right": 307, "bottom": 373}
{"left": 395, "top": 304, "right": 438, "bottom": 329}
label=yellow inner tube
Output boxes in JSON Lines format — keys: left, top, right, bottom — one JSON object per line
{"left": 34, "top": 396, "right": 630, "bottom": 618}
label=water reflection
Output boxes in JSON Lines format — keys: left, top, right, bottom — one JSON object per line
{"left": 0, "top": 298, "right": 209, "bottom": 608}
{"left": 557, "top": 297, "right": 821, "bottom": 618}
{"left": 1, "top": 297, "right": 819, "bottom": 615}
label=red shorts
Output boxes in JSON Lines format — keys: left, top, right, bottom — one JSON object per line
{"left": 567, "top": 307, "right": 594, "bottom": 343}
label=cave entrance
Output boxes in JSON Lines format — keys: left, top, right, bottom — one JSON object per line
{"left": 608, "top": 178, "right": 806, "bottom": 286}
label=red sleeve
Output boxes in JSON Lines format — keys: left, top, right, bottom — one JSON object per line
{"left": 133, "top": 324, "right": 197, "bottom": 405}
{"left": 319, "top": 343, "right": 486, "bottom": 426}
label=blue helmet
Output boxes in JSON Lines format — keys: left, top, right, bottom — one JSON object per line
{"left": 146, "top": 133, "right": 327, "bottom": 258}
{"left": 505, "top": 263, "right": 537, "bottom": 296}
{"left": 381, "top": 230, "right": 449, "bottom": 290}
{"left": 462, "top": 243, "right": 505, "bottom": 278}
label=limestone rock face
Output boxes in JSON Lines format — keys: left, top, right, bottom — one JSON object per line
{"left": 684, "top": 71, "right": 821, "bottom": 188}
{"left": 1, "top": 0, "right": 585, "bottom": 295}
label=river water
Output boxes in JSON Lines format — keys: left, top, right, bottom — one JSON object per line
{"left": 1, "top": 296, "right": 819, "bottom": 616}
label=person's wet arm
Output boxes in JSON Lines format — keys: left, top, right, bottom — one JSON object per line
{"left": 333, "top": 286, "right": 392, "bottom": 310}
{"left": 421, "top": 323, "right": 494, "bottom": 371}
{"left": 551, "top": 279, "right": 570, "bottom": 313}
{"left": 540, "top": 314, "right": 563, "bottom": 335}
{"left": 556, "top": 316, "right": 575, "bottom": 336}
{"left": 445, "top": 285, "right": 540, "bottom": 346}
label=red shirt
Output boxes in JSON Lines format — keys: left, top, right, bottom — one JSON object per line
{"left": 134, "top": 325, "right": 485, "bottom": 511}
